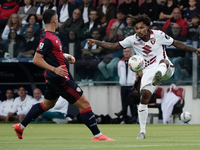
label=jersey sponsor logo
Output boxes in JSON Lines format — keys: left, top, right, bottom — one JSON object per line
{"left": 39, "top": 42, "right": 44, "bottom": 49}
{"left": 56, "top": 40, "right": 58, "bottom": 43}
{"left": 150, "top": 38, "right": 156, "bottom": 45}
{"left": 134, "top": 42, "right": 145, "bottom": 46}
{"left": 142, "top": 45, "right": 153, "bottom": 57}
{"left": 165, "top": 34, "right": 170, "bottom": 39}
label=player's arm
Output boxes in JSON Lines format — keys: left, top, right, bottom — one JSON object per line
{"left": 33, "top": 53, "right": 68, "bottom": 77}
{"left": 87, "top": 39, "right": 122, "bottom": 50}
{"left": 172, "top": 40, "right": 200, "bottom": 55}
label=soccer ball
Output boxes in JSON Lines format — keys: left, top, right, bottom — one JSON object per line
{"left": 180, "top": 111, "right": 192, "bottom": 123}
{"left": 128, "top": 55, "right": 145, "bottom": 73}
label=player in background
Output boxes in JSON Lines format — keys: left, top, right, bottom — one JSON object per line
{"left": 13, "top": 9, "right": 114, "bottom": 141}
{"left": 88, "top": 14, "right": 200, "bottom": 139}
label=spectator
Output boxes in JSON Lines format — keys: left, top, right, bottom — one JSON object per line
{"left": 59, "top": 8, "right": 84, "bottom": 38}
{"left": 77, "top": 28, "right": 104, "bottom": 86}
{"left": 106, "top": 10, "right": 127, "bottom": 38}
{"left": 79, "top": 0, "right": 96, "bottom": 23}
{"left": 139, "top": 0, "right": 160, "bottom": 22}
{"left": 98, "top": 26, "right": 123, "bottom": 80}
{"left": 97, "top": 0, "right": 117, "bottom": 28}
{"left": 20, "top": 14, "right": 41, "bottom": 40}
{"left": 0, "top": 0, "right": 20, "bottom": 32}
{"left": 1, "top": 13, "right": 22, "bottom": 40}
{"left": 0, "top": 29, "right": 24, "bottom": 58}
{"left": 187, "top": 13, "right": 200, "bottom": 41}
{"left": 23, "top": 88, "right": 44, "bottom": 114}
{"left": 159, "top": 0, "right": 178, "bottom": 21}
{"left": 114, "top": 48, "right": 136, "bottom": 120}
{"left": 57, "top": 0, "right": 76, "bottom": 28}
{"left": 35, "top": 96, "right": 69, "bottom": 124}
{"left": 183, "top": 0, "right": 199, "bottom": 25}
{"left": 162, "top": 7, "right": 188, "bottom": 36}
{"left": 118, "top": 0, "right": 139, "bottom": 16}
{"left": 115, "top": 71, "right": 143, "bottom": 124}
{"left": 17, "top": 0, "right": 37, "bottom": 25}
{"left": 62, "top": 29, "right": 82, "bottom": 60}
{"left": 17, "top": 27, "right": 39, "bottom": 58}
{"left": 118, "top": 14, "right": 135, "bottom": 38}
{"left": 5, "top": 86, "right": 33, "bottom": 122}
{"left": 82, "top": 10, "right": 102, "bottom": 40}
{"left": 0, "top": 89, "right": 15, "bottom": 122}
{"left": 167, "top": 23, "right": 187, "bottom": 80}
{"left": 36, "top": 0, "right": 57, "bottom": 29}
{"left": 178, "top": 0, "right": 189, "bottom": 10}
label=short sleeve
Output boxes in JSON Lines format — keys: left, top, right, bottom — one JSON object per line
{"left": 36, "top": 7, "right": 41, "bottom": 15}
{"left": 158, "top": 31, "right": 174, "bottom": 46}
{"left": 118, "top": 36, "right": 133, "bottom": 49}
{"left": 36, "top": 38, "right": 53, "bottom": 55}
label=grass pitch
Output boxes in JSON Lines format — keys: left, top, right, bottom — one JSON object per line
{"left": 0, "top": 123, "right": 200, "bottom": 150}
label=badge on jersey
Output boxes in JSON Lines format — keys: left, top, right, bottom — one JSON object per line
{"left": 165, "top": 34, "right": 170, "bottom": 40}
{"left": 39, "top": 42, "right": 44, "bottom": 49}
{"left": 150, "top": 38, "right": 156, "bottom": 45}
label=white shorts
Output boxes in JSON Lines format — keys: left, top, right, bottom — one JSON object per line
{"left": 140, "top": 60, "right": 175, "bottom": 94}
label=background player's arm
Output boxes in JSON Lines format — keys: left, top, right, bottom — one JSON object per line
{"left": 33, "top": 53, "right": 68, "bottom": 77}
{"left": 87, "top": 39, "right": 122, "bottom": 50}
{"left": 172, "top": 40, "right": 197, "bottom": 53}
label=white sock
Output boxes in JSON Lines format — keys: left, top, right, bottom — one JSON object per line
{"left": 157, "top": 63, "right": 167, "bottom": 76}
{"left": 138, "top": 104, "right": 148, "bottom": 134}
{"left": 20, "top": 124, "right": 25, "bottom": 130}
{"left": 94, "top": 132, "right": 102, "bottom": 137}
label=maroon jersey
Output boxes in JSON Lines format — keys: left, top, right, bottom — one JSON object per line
{"left": 36, "top": 31, "right": 69, "bottom": 82}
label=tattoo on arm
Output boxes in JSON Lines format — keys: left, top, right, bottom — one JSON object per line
{"left": 172, "top": 40, "right": 197, "bottom": 52}
{"left": 96, "top": 41, "right": 122, "bottom": 50}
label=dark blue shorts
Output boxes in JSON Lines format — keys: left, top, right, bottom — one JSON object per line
{"left": 44, "top": 79, "right": 83, "bottom": 104}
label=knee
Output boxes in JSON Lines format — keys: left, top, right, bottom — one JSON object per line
{"left": 140, "top": 90, "right": 152, "bottom": 104}
{"left": 159, "top": 59, "right": 169, "bottom": 68}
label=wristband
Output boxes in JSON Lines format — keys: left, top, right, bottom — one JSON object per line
{"left": 63, "top": 53, "right": 70, "bottom": 60}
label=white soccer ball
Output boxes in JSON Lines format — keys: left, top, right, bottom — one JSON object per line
{"left": 128, "top": 55, "right": 145, "bottom": 73}
{"left": 180, "top": 111, "right": 192, "bottom": 123}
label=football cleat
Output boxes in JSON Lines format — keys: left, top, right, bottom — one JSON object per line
{"left": 92, "top": 134, "right": 115, "bottom": 141}
{"left": 152, "top": 71, "right": 162, "bottom": 86}
{"left": 13, "top": 123, "right": 24, "bottom": 139}
{"left": 136, "top": 132, "right": 146, "bottom": 139}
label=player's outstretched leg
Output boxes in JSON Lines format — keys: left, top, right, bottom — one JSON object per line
{"left": 152, "top": 70, "right": 162, "bottom": 86}
{"left": 13, "top": 102, "right": 47, "bottom": 139}
{"left": 80, "top": 106, "right": 115, "bottom": 141}
{"left": 152, "top": 60, "right": 169, "bottom": 86}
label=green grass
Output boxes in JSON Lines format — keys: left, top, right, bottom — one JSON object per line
{"left": 0, "top": 124, "right": 200, "bottom": 150}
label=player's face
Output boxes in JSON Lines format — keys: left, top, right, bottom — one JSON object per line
{"left": 134, "top": 22, "right": 149, "bottom": 39}
{"left": 6, "top": 90, "right": 14, "bottom": 99}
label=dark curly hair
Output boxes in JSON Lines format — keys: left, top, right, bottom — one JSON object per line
{"left": 132, "top": 14, "right": 151, "bottom": 27}
{"left": 26, "top": 14, "right": 38, "bottom": 23}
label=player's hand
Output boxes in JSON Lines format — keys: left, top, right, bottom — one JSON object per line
{"left": 87, "top": 39, "right": 97, "bottom": 47}
{"left": 54, "top": 65, "right": 68, "bottom": 77}
{"left": 67, "top": 55, "right": 75, "bottom": 64}
{"left": 195, "top": 49, "right": 200, "bottom": 56}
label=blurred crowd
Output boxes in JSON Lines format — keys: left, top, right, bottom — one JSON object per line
{"left": 0, "top": 0, "right": 200, "bottom": 84}
{"left": 0, "top": 86, "right": 69, "bottom": 123}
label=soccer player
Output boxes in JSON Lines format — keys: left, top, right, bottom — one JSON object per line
{"left": 13, "top": 9, "right": 114, "bottom": 141}
{"left": 88, "top": 14, "right": 200, "bottom": 139}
